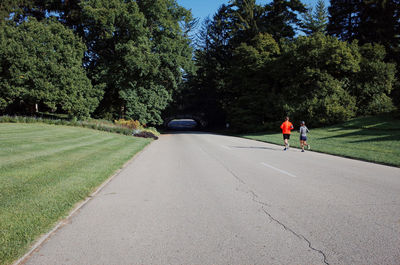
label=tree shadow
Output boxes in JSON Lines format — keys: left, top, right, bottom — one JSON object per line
{"left": 230, "top": 145, "right": 280, "bottom": 151}
{"left": 348, "top": 134, "right": 400, "bottom": 143}
{"left": 318, "top": 128, "right": 400, "bottom": 143}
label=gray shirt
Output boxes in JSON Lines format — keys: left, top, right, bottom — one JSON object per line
{"left": 299, "top": 125, "right": 309, "bottom": 136}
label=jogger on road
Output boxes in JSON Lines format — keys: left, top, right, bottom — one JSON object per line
{"left": 299, "top": 121, "right": 310, "bottom": 152}
{"left": 280, "top": 117, "right": 294, "bottom": 151}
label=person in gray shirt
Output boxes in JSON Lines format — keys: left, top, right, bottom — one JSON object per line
{"left": 299, "top": 121, "right": 310, "bottom": 152}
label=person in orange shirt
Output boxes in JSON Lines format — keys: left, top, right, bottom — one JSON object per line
{"left": 280, "top": 116, "right": 294, "bottom": 151}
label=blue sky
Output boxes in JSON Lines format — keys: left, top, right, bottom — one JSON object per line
{"left": 177, "top": 0, "right": 330, "bottom": 23}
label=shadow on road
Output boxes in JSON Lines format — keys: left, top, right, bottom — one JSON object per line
{"left": 230, "top": 146, "right": 280, "bottom": 151}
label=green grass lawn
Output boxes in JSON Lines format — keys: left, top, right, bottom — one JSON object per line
{"left": 241, "top": 115, "right": 400, "bottom": 167}
{"left": 0, "top": 123, "right": 151, "bottom": 265}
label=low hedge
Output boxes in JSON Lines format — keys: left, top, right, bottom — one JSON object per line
{"left": 0, "top": 115, "right": 159, "bottom": 138}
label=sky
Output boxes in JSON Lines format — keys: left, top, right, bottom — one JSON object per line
{"left": 177, "top": 0, "right": 330, "bottom": 24}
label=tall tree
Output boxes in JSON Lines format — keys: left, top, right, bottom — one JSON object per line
{"left": 186, "top": 0, "right": 307, "bottom": 129}
{"left": 0, "top": 18, "right": 101, "bottom": 117}
{"left": 225, "top": 33, "right": 281, "bottom": 129}
{"left": 81, "top": 0, "right": 194, "bottom": 124}
{"left": 351, "top": 43, "right": 396, "bottom": 114}
{"left": 1, "top": 0, "right": 196, "bottom": 124}
{"left": 328, "top": 0, "right": 400, "bottom": 55}
{"left": 229, "top": 0, "right": 261, "bottom": 43}
{"left": 185, "top": 8, "right": 234, "bottom": 127}
{"left": 328, "top": 0, "right": 400, "bottom": 107}
{"left": 301, "top": 0, "right": 328, "bottom": 35}
{"left": 327, "top": 0, "right": 362, "bottom": 41}
{"left": 272, "top": 33, "right": 361, "bottom": 125}
{"left": 262, "top": 0, "right": 306, "bottom": 39}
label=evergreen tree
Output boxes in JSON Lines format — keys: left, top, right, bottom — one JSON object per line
{"left": 327, "top": 0, "right": 362, "bottom": 41}
{"left": 226, "top": 33, "right": 281, "bottom": 130}
{"left": 187, "top": 9, "right": 234, "bottom": 127}
{"left": 301, "top": 0, "right": 328, "bottom": 35}
{"left": 186, "top": 0, "right": 308, "bottom": 129}
{"left": 262, "top": 0, "right": 306, "bottom": 39}
{"left": 328, "top": 0, "right": 399, "bottom": 56}
{"left": 328, "top": 0, "right": 400, "bottom": 107}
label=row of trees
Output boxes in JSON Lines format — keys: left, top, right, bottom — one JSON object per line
{"left": 1, "top": 0, "right": 399, "bottom": 129}
{"left": 1, "top": 0, "right": 194, "bottom": 124}
{"left": 177, "top": 0, "right": 399, "bottom": 130}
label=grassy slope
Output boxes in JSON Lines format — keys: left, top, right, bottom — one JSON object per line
{"left": 241, "top": 115, "right": 400, "bottom": 167}
{"left": 0, "top": 123, "right": 151, "bottom": 265}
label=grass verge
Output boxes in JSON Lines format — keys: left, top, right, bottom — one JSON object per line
{"left": 241, "top": 115, "right": 400, "bottom": 167}
{"left": 0, "top": 115, "right": 160, "bottom": 137}
{"left": 0, "top": 123, "right": 151, "bottom": 265}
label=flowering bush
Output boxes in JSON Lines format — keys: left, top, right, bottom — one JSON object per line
{"left": 0, "top": 116, "right": 159, "bottom": 139}
{"left": 114, "top": 119, "right": 142, "bottom": 130}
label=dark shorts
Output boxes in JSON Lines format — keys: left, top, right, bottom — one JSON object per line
{"left": 283, "top": 134, "right": 290, "bottom": 140}
{"left": 300, "top": 135, "right": 307, "bottom": 141}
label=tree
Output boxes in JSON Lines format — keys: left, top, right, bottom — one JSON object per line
{"left": 272, "top": 33, "right": 361, "bottom": 125}
{"left": 80, "top": 0, "right": 194, "bottom": 124}
{"left": 327, "top": 0, "right": 400, "bottom": 108}
{"left": 1, "top": 0, "right": 195, "bottom": 124}
{"left": 261, "top": 0, "right": 306, "bottom": 39}
{"left": 186, "top": 0, "right": 307, "bottom": 129}
{"left": 228, "top": 0, "right": 306, "bottom": 42}
{"left": 351, "top": 43, "right": 396, "bottom": 114}
{"left": 80, "top": 0, "right": 153, "bottom": 121}
{"left": 300, "top": 0, "right": 328, "bottom": 35}
{"left": 327, "top": 0, "right": 400, "bottom": 62}
{"left": 182, "top": 7, "right": 235, "bottom": 127}
{"left": 327, "top": 0, "right": 362, "bottom": 41}
{"left": 225, "top": 33, "right": 281, "bottom": 130}
{"left": 0, "top": 18, "right": 102, "bottom": 117}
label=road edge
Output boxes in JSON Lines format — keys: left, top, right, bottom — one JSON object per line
{"left": 12, "top": 140, "right": 154, "bottom": 265}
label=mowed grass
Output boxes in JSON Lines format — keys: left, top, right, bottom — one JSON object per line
{"left": 241, "top": 115, "right": 400, "bottom": 167}
{"left": 0, "top": 123, "right": 151, "bottom": 265}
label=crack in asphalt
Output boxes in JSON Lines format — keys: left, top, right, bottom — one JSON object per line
{"left": 249, "top": 190, "right": 271, "bottom": 207}
{"left": 240, "top": 183, "right": 330, "bottom": 264}
{"left": 197, "top": 139, "right": 329, "bottom": 264}
{"left": 247, "top": 185, "right": 329, "bottom": 265}
{"left": 260, "top": 207, "right": 330, "bottom": 265}
{"left": 235, "top": 178, "right": 330, "bottom": 264}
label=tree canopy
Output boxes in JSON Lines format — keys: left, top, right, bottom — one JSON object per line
{"left": 0, "top": 18, "right": 101, "bottom": 117}
{"left": 0, "top": 0, "right": 398, "bottom": 130}
{"left": 184, "top": 0, "right": 398, "bottom": 131}
{"left": 1, "top": 0, "right": 195, "bottom": 124}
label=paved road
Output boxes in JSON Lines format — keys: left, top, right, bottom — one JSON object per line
{"left": 23, "top": 132, "right": 400, "bottom": 265}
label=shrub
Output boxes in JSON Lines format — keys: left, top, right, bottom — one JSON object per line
{"left": 0, "top": 116, "right": 159, "bottom": 138}
{"left": 114, "top": 119, "right": 142, "bottom": 130}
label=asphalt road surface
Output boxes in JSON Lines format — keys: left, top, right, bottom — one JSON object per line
{"left": 22, "top": 132, "right": 400, "bottom": 265}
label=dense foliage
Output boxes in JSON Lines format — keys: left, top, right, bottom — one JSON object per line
{"left": 0, "top": 0, "right": 398, "bottom": 130}
{"left": 185, "top": 0, "right": 398, "bottom": 131}
{"left": 0, "top": 0, "right": 194, "bottom": 124}
{"left": 0, "top": 18, "right": 101, "bottom": 118}
{"left": 327, "top": 0, "right": 400, "bottom": 106}
{"left": 81, "top": 0, "right": 195, "bottom": 124}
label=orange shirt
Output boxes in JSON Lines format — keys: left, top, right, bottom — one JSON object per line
{"left": 280, "top": 121, "right": 294, "bottom": 134}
